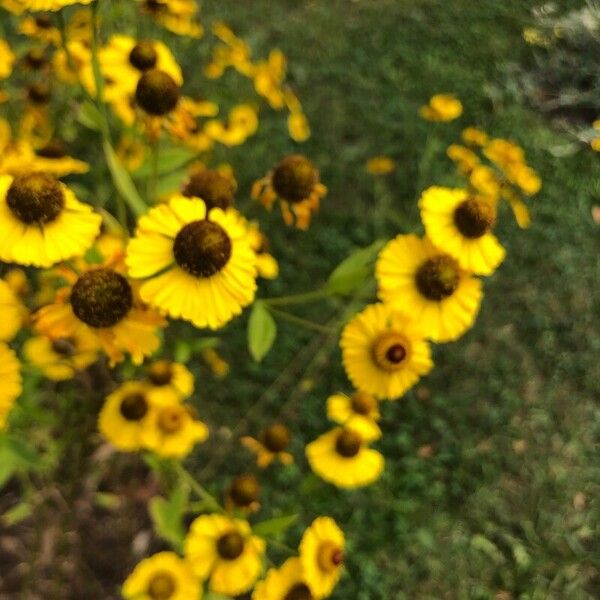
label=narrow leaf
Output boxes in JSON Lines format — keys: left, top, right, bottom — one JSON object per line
{"left": 253, "top": 514, "right": 299, "bottom": 537}
{"left": 326, "top": 239, "right": 386, "bottom": 294}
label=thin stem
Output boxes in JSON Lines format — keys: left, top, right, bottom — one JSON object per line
{"left": 173, "top": 462, "right": 224, "bottom": 514}
{"left": 89, "top": 0, "right": 110, "bottom": 140}
{"left": 268, "top": 306, "right": 335, "bottom": 334}
{"left": 263, "top": 287, "right": 332, "bottom": 307}
{"left": 150, "top": 137, "right": 160, "bottom": 201}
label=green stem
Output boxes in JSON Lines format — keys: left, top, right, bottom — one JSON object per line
{"left": 268, "top": 306, "right": 334, "bottom": 334}
{"left": 263, "top": 288, "right": 332, "bottom": 307}
{"left": 173, "top": 462, "right": 224, "bottom": 514}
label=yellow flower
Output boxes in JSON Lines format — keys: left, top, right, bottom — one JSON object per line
{"left": 419, "top": 186, "right": 505, "bottom": 275}
{"left": 23, "top": 331, "right": 98, "bottom": 381}
{"left": 98, "top": 35, "right": 183, "bottom": 105}
{"left": 226, "top": 473, "right": 261, "bottom": 513}
{"left": 469, "top": 164, "right": 501, "bottom": 198}
{"left": 246, "top": 221, "right": 279, "bottom": 280}
{"left": 254, "top": 49, "right": 286, "bottom": 109}
{"left": 241, "top": 423, "right": 293, "bottom": 468}
{"left": 299, "top": 517, "right": 345, "bottom": 599}
{"left": 447, "top": 144, "right": 480, "bottom": 175}
{"left": 326, "top": 390, "right": 381, "bottom": 438}
{"left": 253, "top": 557, "right": 312, "bottom": 600}
{"left": 122, "top": 551, "right": 201, "bottom": 600}
{"left": 366, "top": 155, "right": 395, "bottom": 175}
{"left": 419, "top": 93, "right": 463, "bottom": 122}
{"left": 376, "top": 235, "right": 483, "bottom": 342}
{"left": 5, "top": 0, "right": 93, "bottom": 11}
{"left": 201, "top": 348, "right": 230, "bottom": 378}
{"left": 34, "top": 262, "right": 166, "bottom": 366}
{"left": 340, "top": 302, "right": 433, "bottom": 400}
{"left": 146, "top": 360, "right": 194, "bottom": 398}
{"left": 591, "top": 138, "right": 600, "bottom": 152}
{"left": 204, "top": 104, "right": 259, "bottom": 147}
{"left": 141, "top": 402, "right": 208, "bottom": 458}
{"left": 483, "top": 138, "right": 524, "bottom": 169}
{"left": 461, "top": 126, "right": 488, "bottom": 146}
{"left": 504, "top": 162, "right": 542, "bottom": 196}
{"left": 306, "top": 423, "right": 384, "bottom": 489}
{"left": 0, "top": 173, "right": 101, "bottom": 267}
{"left": 127, "top": 196, "right": 257, "bottom": 330}
{"left": 252, "top": 155, "right": 327, "bottom": 230}
{"left": 52, "top": 40, "right": 91, "bottom": 85}
{"left": 98, "top": 381, "right": 179, "bottom": 452}
{"left": 0, "top": 279, "right": 26, "bottom": 342}
{"left": 138, "top": 0, "right": 203, "bottom": 39}
{"left": 18, "top": 14, "right": 62, "bottom": 46}
{"left": 184, "top": 514, "right": 266, "bottom": 596}
{"left": 0, "top": 343, "right": 22, "bottom": 430}
{"left": 0, "top": 40, "right": 15, "bottom": 80}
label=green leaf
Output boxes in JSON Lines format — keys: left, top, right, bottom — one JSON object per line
{"left": 247, "top": 301, "right": 277, "bottom": 362}
{"left": 148, "top": 486, "right": 188, "bottom": 553}
{"left": 0, "top": 436, "right": 41, "bottom": 489}
{"left": 77, "top": 101, "right": 104, "bottom": 131}
{"left": 133, "top": 147, "right": 196, "bottom": 178}
{"left": 253, "top": 514, "right": 299, "bottom": 538}
{"left": 326, "top": 239, "right": 386, "bottom": 294}
{"left": 103, "top": 138, "right": 147, "bottom": 216}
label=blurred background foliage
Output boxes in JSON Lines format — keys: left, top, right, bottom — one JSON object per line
{"left": 1, "top": 0, "right": 599, "bottom": 598}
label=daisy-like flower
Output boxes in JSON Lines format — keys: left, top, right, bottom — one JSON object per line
{"left": 122, "top": 551, "right": 201, "bottom": 600}
{"left": 204, "top": 104, "right": 259, "bottom": 147}
{"left": 0, "top": 279, "right": 26, "bottom": 342}
{"left": 299, "top": 517, "right": 345, "bottom": 599}
{"left": 126, "top": 196, "right": 257, "bottom": 330}
{"left": 0, "top": 343, "right": 22, "bottom": 429}
{"left": 340, "top": 303, "right": 433, "bottom": 400}
{"left": 326, "top": 389, "right": 381, "bottom": 438}
{"left": 4, "top": 0, "right": 92, "bottom": 12}
{"left": 306, "top": 422, "right": 384, "bottom": 489}
{"left": 23, "top": 331, "right": 98, "bottom": 381}
{"left": 447, "top": 144, "right": 479, "bottom": 175}
{"left": 34, "top": 261, "right": 166, "bottom": 366}
{"left": 419, "top": 186, "right": 505, "bottom": 276}
{"left": 98, "top": 381, "right": 180, "bottom": 452}
{"left": 226, "top": 473, "right": 261, "bottom": 513}
{"left": 18, "top": 14, "right": 62, "bottom": 46}
{"left": 138, "top": 0, "right": 203, "bottom": 39}
{"left": 145, "top": 359, "right": 194, "bottom": 398}
{"left": 376, "top": 235, "right": 483, "bottom": 342}
{"left": 252, "top": 155, "right": 327, "bottom": 230}
{"left": 253, "top": 557, "right": 314, "bottom": 600}
{"left": 462, "top": 126, "right": 488, "bottom": 147}
{"left": 366, "top": 155, "right": 395, "bottom": 176}
{"left": 419, "top": 93, "right": 463, "bottom": 122}
{"left": 0, "top": 173, "right": 101, "bottom": 267}
{"left": 184, "top": 514, "right": 266, "bottom": 596}
{"left": 181, "top": 166, "right": 236, "bottom": 212}
{"left": 141, "top": 401, "right": 208, "bottom": 458}
{"left": 241, "top": 423, "right": 293, "bottom": 468}
{"left": 254, "top": 49, "right": 286, "bottom": 109}
{"left": 98, "top": 35, "right": 183, "bottom": 105}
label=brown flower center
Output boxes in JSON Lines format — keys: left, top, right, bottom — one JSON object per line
{"left": 70, "top": 269, "right": 133, "bottom": 328}
{"left": 229, "top": 474, "right": 260, "bottom": 507}
{"left": 335, "top": 429, "right": 362, "bottom": 458}
{"left": 272, "top": 155, "right": 318, "bottom": 203}
{"left": 24, "top": 48, "right": 47, "bottom": 70}
{"left": 148, "top": 360, "right": 173, "bottom": 386}
{"left": 129, "top": 41, "right": 158, "bottom": 71}
{"left": 51, "top": 337, "right": 76, "bottom": 357}
{"left": 216, "top": 531, "right": 245, "bottom": 560}
{"left": 317, "top": 541, "right": 344, "bottom": 572}
{"left": 6, "top": 173, "right": 64, "bottom": 224}
{"left": 135, "top": 69, "right": 179, "bottom": 116}
{"left": 36, "top": 139, "right": 67, "bottom": 159}
{"left": 372, "top": 332, "right": 408, "bottom": 372}
{"left": 284, "top": 583, "right": 313, "bottom": 600}
{"left": 415, "top": 255, "right": 460, "bottom": 301}
{"left": 453, "top": 197, "right": 496, "bottom": 238}
{"left": 261, "top": 423, "right": 291, "bottom": 452}
{"left": 147, "top": 571, "right": 176, "bottom": 600}
{"left": 182, "top": 169, "right": 235, "bottom": 212}
{"left": 157, "top": 406, "right": 185, "bottom": 434}
{"left": 119, "top": 393, "right": 148, "bottom": 421}
{"left": 173, "top": 220, "right": 232, "bottom": 278}
{"left": 27, "top": 82, "right": 51, "bottom": 105}
{"left": 350, "top": 391, "right": 376, "bottom": 415}
{"left": 34, "top": 15, "right": 53, "bottom": 29}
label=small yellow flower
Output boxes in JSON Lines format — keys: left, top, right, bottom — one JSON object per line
{"left": 504, "top": 162, "right": 542, "bottom": 196}
{"left": 204, "top": 104, "right": 259, "bottom": 147}
{"left": 184, "top": 514, "right": 266, "bottom": 596}
{"left": 138, "top": 0, "right": 203, "bottom": 39}
{"left": 122, "top": 551, "right": 201, "bottom": 600}
{"left": 226, "top": 473, "right": 261, "bottom": 513}
{"left": 366, "top": 155, "right": 395, "bottom": 175}
{"left": 591, "top": 138, "right": 600, "bottom": 152}
{"left": 420, "top": 94, "right": 463, "bottom": 122}
{"left": 0, "top": 343, "right": 22, "bottom": 430}
{"left": 252, "top": 557, "right": 312, "bottom": 600}
{"left": 447, "top": 144, "right": 480, "bottom": 175}
{"left": 376, "top": 235, "right": 483, "bottom": 342}
{"left": 461, "top": 126, "right": 488, "bottom": 146}
{"left": 201, "top": 348, "right": 230, "bottom": 379}
{"left": 306, "top": 423, "right": 384, "bottom": 489}
{"left": 483, "top": 138, "right": 525, "bottom": 168}
{"left": 299, "top": 517, "right": 345, "bottom": 599}
{"left": 340, "top": 302, "right": 433, "bottom": 399}
{"left": 241, "top": 423, "right": 293, "bottom": 468}
{"left": 469, "top": 164, "right": 501, "bottom": 198}
{"left": 0, "top": 40, "right": 15, "bottom": 80}
{"left": 98, "top": 381, "right": 179, "bottom": 452}
{"left": 326, "top": 390, "right": 381, "bottom": 438}
{"left": 18, "top": 14, "right": 62, "bottom": 46}
{"left": 146, "top": 360, "right": 194, "bottom": 398}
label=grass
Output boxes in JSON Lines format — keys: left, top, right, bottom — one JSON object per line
{"left": 2, "top": 0, "right": 599, "bottom": 597}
